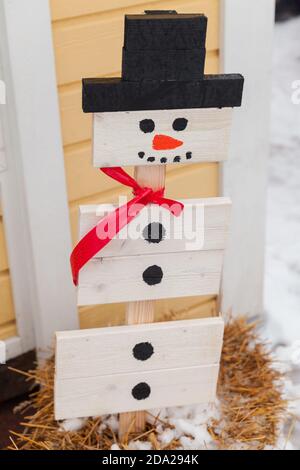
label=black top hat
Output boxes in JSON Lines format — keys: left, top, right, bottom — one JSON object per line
{"left": 83, "top": 11, "right": 244, "bottom": 113}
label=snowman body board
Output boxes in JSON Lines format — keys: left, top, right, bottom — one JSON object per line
{"left": 54, "top": 12, "right": 244, "bottom": 421}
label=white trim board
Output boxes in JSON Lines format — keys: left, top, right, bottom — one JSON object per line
{"left": 0, "top": 0, "right": 78, "bottom": 357}
{"left": 3, "top": 336, "right": 23, "bottom": 362}
{"left": 220, "top": 0, "right": 275, "bottom": 317}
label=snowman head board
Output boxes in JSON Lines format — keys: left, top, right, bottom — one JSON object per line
{"left": 83, "top": 11, "right": 244, "bottom": 168}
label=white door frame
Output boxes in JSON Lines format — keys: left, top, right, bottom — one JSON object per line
{"left": 0, "top": 0, "right": 78, "bottom": 360}
{"left": 220, "top": 0, "right": 275, "bottom": 318}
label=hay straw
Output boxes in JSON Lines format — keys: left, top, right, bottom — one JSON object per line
{"left": 208, "top": 317, "right": 288, "bottom": 449}
{"left": 7, "top": 316, "right": 289, "bottom": 450}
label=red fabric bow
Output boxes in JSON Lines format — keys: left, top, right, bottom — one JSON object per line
{"left": 70, "top": 167, "right": 184, "bottom": 286}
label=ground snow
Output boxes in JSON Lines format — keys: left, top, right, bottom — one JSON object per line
{"left": 264, "top": 17, "right": 300, "bottom": 345}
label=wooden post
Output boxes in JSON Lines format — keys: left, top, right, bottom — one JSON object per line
{"left": 118, "top": 165, "right": 166, "bottom": 440}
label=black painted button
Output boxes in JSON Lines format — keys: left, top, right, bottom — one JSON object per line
{"left": 140, "top": 119, "right": 155, "bottom": 133}
{"left": 133, "top": 342, "right": 154, "bottom": 361}
{"left": 143, "top": 265, "right": 163, "bottom": 286}
{"left": 173, "top": 118, "right": 188, "bottom": 132}
{"left": 143, "top": 222, "right": 166, "bottom": 244}
{"left": 132, "top": 382, "right": 151, "bottom": 400}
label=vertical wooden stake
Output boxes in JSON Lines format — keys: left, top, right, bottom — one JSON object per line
{"left": 118, "top": 165, "right": 166, "bottom": 441}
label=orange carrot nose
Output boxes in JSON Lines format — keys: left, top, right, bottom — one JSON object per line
{"left": 152, "top": 134, "right": 183, "bottom": 151}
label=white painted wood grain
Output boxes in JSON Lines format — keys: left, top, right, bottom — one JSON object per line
{"left": 93, "top": 108, "right": 233, "bottom": 168}
{"left": 3, "top": 336, "right": 23, "bottom": 361}
{"left": 220, "top": 0, "right": 274, "bottom": 318}
{"left": 0, "top": 120, "right": 6, "bottom": 172}
{"left": 56, "top": 317, "right": 224, "bottom": 379}
{"left": 55, "top": 363, "right": 219, "bottom": 420}
{"left": 79, "top": 198, "right": 231, "bottom": 258}
{"left": 78, "top": 250, "right": 224, "bottom": 305}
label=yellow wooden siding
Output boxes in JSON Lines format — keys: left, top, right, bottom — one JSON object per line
{"left": 51, "top": 0, "right": 219, "bottom": 86}
{"left": 80, "top": 295, "right": 217, "bottom": 330}
{"left": 0, "top": 322, "right": 18, "bottom": 341}
{"left": 50, "top": 0, "right": 220, "bottom": 328}
{"left": 0, "top": 217, "right": 17, "bottom": 339}
{"left": 51, "top": 0, "right": 173, "bottom": 21}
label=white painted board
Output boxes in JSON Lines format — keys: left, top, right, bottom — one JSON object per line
{"left": 78, "top": 249, "right": 224, "bottom": 305}
{"left": 55, "top": 363, "right": 219, "bottom": 420}
{"left": 93, "top": 108, "right": 233, "bottom": 167}
{"left": 220, "top": 0, "right": 274, "bottom": 319}
{"left": 56, "top": 317, "right": 224, "bottom": 379}
{"left": 79, "top": 198, "right": 231, "bottom": 258}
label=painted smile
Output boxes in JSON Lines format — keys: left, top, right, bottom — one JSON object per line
{"left": 138, "top": 152, "right": 192, "bottom": 164}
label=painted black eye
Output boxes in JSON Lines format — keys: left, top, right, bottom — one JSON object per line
{"left": 140, "top": 119, "right": 155, "bottom": 133}
{"left": 173, "top": 118, "right": 188, "bottom": 131}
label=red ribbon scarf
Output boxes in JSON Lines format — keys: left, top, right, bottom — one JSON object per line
{"left": 70, "top": 167, "right": 184, "bottom": 285}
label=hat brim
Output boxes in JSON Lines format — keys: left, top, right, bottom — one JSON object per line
{"left": 82, "top": 74, "right": 244, "bottom": 113}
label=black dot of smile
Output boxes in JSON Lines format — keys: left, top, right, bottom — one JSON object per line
{"left": 147, "top": 157, "right": 155, "bottom": 163}
{"left": 132, "top": 382, "right": 151, "bottom": 401}
{"left": 140, "top": 119, "right": 155, "bottom": 133}
{"left": 186, "top": 152, "right": 192, "bottom": 160}
{"left": 133, "top": 342, "right": 154, "bottom": 361}
{"left": 143, "top": 265, "right": 163, "bottom": 286}
{"left": 143, "top": 222, "right": 166, "bottom": 244}
{"left": 173, "top": 118, "right": 188, "bottom": 132}
{"left": 138, "top": 152, "right": 145, "bottom": 159}
{"left": 160, "top": 157, "right": 167, "bottom": 164}
{"left": 173, "top": 156, "right": 181, "bottom": 163}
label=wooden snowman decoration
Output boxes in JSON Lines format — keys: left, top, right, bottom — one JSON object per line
{"left": 54, "top": 11, "right": 244, "bottom": 438}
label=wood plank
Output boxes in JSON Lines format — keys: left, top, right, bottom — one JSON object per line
{"left": 0, "top": 274, "right": 15, "bottom": 326}
{"left": 79, "top": 198, "right": 231, "bottom": 257}
{"left": 220, "top": 0, "right": 274, "bottom": 320}
{"left": 93, "top": 108, "right": 232, "bottom": 168}
{"left": 55, "top": 363, "right": 219, "bottom": 419}
{"left": 84, "top": 75, "right": 242, "bottom": 114}
{"left": 0, "top": 218, "right": 9, "bottom": 271}
{"left": 78, "top": 250, "right": 224, "bottom": 305}
{"left": 119, "top": 164, "right": 166, "bottom": 435}
{"left": 69, "top": 163, "right": 219, "bottom": 241}
{"left": 51, "top": 0, "right": 162, "bottom": 21}
{"left": 64, "top": 124, "right": 219, "bottom": 204}
{"left": 79, "top": 296, "right": 216, "bottom": 329}
{"left": 56, "top": 317, "right": 223, "bottom": 379}
{"left": 59, "top": 52, "right": 218, "bottom": 148}
{"left": 52, "top": 0, "right": 219, "bottom": 86}
{"left": 0, "top": 0, "right": 79, "bottom": 356}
